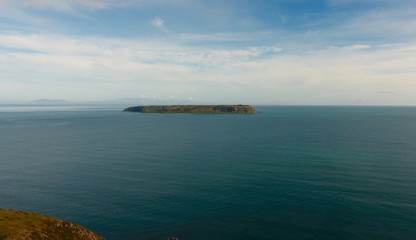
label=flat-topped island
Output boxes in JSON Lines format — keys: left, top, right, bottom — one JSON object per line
{"left": 123, "top": 105, "right": 257, "bottom": 114}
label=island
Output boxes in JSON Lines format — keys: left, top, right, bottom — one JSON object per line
{"left": 123, "top": 105, "right": 257, "bottom": 114}
{"left": 0, "top": 209, "right": 104, "bottom": 240}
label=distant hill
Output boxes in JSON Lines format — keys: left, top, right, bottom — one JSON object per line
{"left": 0, "top": 209, "right": 104, "bottom": 240}
{"left": 33, "top": 99, "right": 69, "bottom": 104}
{"left": 124, "top": 105, "right": 257, "bottom": 114}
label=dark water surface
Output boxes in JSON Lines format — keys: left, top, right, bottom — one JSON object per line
{"left": 1, "top": 105, "right": 416, "bottom": 240}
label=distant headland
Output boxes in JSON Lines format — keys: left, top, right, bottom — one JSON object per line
{"left": 123, "top": 105, "right": 257, "bottom": 114}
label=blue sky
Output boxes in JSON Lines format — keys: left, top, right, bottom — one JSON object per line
{"left": 1, "top": 0, "right": 416, "bottom": 105}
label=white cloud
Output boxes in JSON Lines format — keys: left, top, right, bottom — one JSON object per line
{"left": 0, "top": 33, "right": 282, "bottom": 68}
{"left": 151, "top": 17, "right": 166, "bottom": 29}
{"left": 0, "top": 32, "right": 415, "bottom": 104}
{"left": 327, "top": 44, "right": 371, "bottom": 52}
{"left": 343, "top": 44, "right": 371, "bottom": 51}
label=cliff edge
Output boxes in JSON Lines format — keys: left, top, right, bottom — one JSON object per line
{"left": 123, "top": 105, "right": 256, "bottom": 114}
{"left": 0, "top": 209, "right": 104, "bottom": 240}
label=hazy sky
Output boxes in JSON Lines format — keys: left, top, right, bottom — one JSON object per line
{"left": 1, "top": 0, "right": 415, "bottom": 105}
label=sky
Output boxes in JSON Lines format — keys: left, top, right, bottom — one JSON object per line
{"left": 0, "top": 0, "right": 416, "bottom": 105}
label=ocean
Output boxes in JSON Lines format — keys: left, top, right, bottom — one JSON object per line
{"left": 1, "top": 105, "right": 415, "bottom": 240}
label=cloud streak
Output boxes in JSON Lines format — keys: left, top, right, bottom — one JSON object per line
{"left": 0, "top": 0, "right": 205, "bottom": 12}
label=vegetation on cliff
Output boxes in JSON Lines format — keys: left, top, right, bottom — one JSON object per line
{"left": 0, "top": 209, "right": 104, "bottom": 240}
{"left": 123, "top": 105, "right": 257, "bottom": 114}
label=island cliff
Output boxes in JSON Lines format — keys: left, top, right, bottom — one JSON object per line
{"left": 0, "top": 209, "right": 104, "bottom": 240}
{"left": 123, "top": 105, "right": 257, "bottom": 114}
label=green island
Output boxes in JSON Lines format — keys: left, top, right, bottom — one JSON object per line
{"left": 0, "top": 209, "right": 104, "bottom": 240}
{"left": 123, "top": 105, "right": 257, "bottom": 114}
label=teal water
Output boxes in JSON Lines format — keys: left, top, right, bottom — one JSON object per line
{"left": 1, "top": 105, "right": 415, "bottom": 240}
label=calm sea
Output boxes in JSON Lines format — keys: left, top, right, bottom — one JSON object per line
{"left": 1, "top": 105, "right": 415, "bottom": 240}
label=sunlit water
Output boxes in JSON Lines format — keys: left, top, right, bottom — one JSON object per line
{"left": 1, "top": 105, "right": 415, "bottom": 240}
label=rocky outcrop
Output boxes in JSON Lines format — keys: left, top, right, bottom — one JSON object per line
{"left": 123, "top": 105, "right": 257, "bottom": 114}
{"left": 0, "top": 209, "right": 104, "bottom": 240}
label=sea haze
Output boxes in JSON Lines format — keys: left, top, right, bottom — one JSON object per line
{"left": 1, "top": 105, "right": 416, "bottom": 240}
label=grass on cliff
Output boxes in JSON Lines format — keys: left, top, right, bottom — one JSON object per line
{"left": 0, "top": 209, "right": 104, "bottom": 240}
{"left": 0, "top": 209, "right": 47, "bottom": 239}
